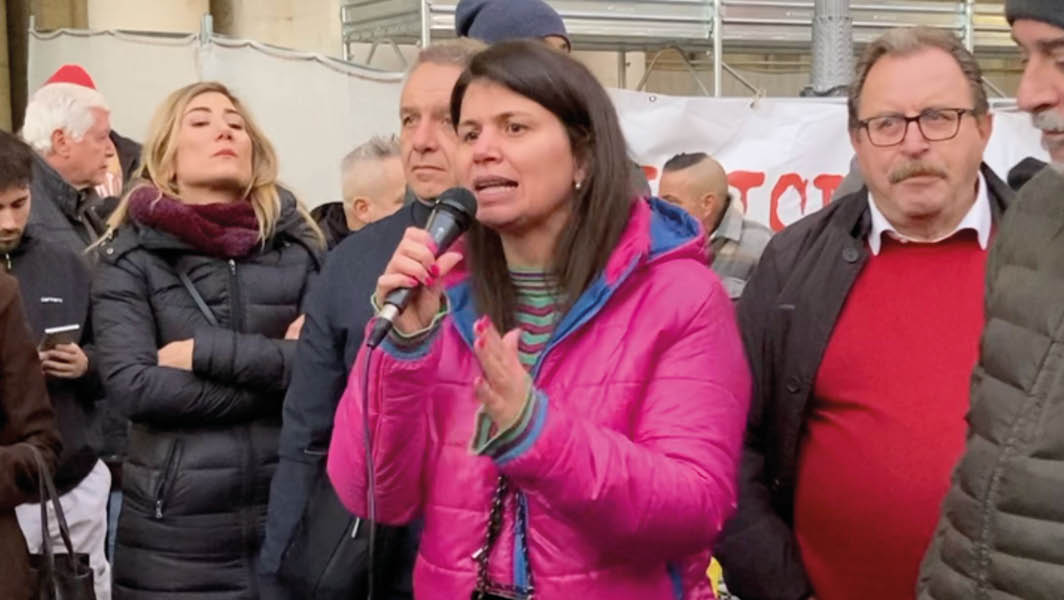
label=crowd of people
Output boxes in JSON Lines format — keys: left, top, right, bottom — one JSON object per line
{"left": 0, "top": 0, "right": 1062, "bottom": 599}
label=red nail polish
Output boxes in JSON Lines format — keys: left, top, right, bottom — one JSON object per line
{"left": 425, "top": 276, "right": 435, "bottom": 287}
{"left": 475, "top": 337, "right": 485, "bottom": 350}
{"left": 429, "top": 264, "right": 440, "bottom": 277}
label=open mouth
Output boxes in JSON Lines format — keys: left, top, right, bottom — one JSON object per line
{"left": 473, "top": 175, "right": 518, "bottom": 193}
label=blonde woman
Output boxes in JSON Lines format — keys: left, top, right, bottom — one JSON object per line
{"left": 91, "top": 82, "right": 323, "bottom": 598}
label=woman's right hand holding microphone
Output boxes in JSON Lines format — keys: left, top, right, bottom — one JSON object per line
{"left": 375, "top": 227, "right": 463, "bottom": 335}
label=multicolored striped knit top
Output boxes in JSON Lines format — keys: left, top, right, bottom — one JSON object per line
{"left": 511, "top": 268, "right": 564, "bottom": 370}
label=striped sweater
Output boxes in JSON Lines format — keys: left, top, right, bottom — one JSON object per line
{"left": 511, "top": 268, "right": 563, "bottom": 369}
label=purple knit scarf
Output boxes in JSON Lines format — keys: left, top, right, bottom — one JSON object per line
{"left": 127, "top": 185, "right": 261, "bottom": 258}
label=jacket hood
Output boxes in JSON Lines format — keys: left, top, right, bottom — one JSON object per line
{"left": 446, "top": 196, "right": 707, "bottom": 355}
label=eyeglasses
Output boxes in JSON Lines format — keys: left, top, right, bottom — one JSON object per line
{"left": 857, "top": 108, "right": 976, "bottom": 147}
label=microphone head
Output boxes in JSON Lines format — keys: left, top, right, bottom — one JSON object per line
{"left": 435, "top": 187, "right": 478, "bottom": 229}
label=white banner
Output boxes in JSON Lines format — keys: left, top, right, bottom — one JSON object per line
{"left": 611, "top": 89, "right": 1049, "bottom": 230}
{"left": 28, "top": 31, "right": 1049, "bottom": 229}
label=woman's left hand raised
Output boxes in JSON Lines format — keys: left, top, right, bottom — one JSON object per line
{"left": 472, "top": 316, "right": 531, "bottom": 429}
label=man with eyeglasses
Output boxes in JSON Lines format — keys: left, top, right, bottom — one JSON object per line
{"left": 714, "top": 27, "right": 1013, "bottom": 600}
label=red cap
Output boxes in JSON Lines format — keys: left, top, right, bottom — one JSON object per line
{"left": 43, "top": 64, "right": 96, "bottom": 90}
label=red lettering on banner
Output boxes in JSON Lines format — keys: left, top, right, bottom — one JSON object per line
{"left": 727, "top": 171, "right": 766, "bottom": 213}
{"left": 642, "top": 165, "right": 658, "bottom": 182}
{"left": 769, "top": 173, "right": 808, "bottom": 232}
{"left": 813, "top": 174, "right": 845, "bottom": 206}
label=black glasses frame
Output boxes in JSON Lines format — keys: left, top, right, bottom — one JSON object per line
{"left": 858, "top": 108, "right": 976, "bottom": 147}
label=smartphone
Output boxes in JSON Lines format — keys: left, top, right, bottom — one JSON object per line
{"left": 38, "top": 324, "right": 81, "bottom": 351}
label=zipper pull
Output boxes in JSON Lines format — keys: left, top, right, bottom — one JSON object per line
{"left": 154, "top": 499, "right": 164, "bottom": 519}
{"left": 228, "top": 259, "right": 236, "bottom": 275}
{"left": 3, "top": 253, "right": 10, "bottom": 272}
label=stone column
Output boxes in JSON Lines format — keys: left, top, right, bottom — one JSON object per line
{"left": 86, "top": 0, "right": 208, "bottom": 33}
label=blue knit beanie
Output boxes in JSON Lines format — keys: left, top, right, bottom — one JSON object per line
{"left": 455, "top": 0, "right": 569, "bottom": 45}
{"left": 1005, "top": 0, "right": 1064, "bottom": 29}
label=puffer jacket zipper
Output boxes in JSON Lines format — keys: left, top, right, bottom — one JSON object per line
{"left": 227, "top": 257, "right": 258, "bottom": 590}
{"left": 154, "top": 439, "right": 184, "bottom": 519}
{"left": 2, "top": 252, "right": 10, "bottom": 272}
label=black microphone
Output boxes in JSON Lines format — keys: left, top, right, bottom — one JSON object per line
{"left": 366, "top": 187, "right": 477, "bottom": 348}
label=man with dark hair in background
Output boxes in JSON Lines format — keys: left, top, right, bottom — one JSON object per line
{"left": 659, "top": 152, "right": 772, "bottom": 299}
{"left": 0, "top": 129, "right": 112, "bottom": 599}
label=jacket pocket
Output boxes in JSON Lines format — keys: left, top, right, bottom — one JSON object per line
{"left": 153, "top": 438, "right": 184, "bottom": 519}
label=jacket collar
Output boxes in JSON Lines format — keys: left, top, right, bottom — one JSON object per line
{"left": 31, "top": 153, "right": 84, "bottom": 221}
{"left": 446, "top": 197, "right": 705, "bottom": 366}
{"left": 712, "top": 200, "right": 745, "bottom": 244}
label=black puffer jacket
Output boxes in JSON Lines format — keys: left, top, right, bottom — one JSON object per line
{"left": 92, "top": 192, "right": 322, "bottom": 599}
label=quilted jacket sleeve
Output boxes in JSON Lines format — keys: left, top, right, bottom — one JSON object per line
{"left": 327, "top": 330, "right": 440, "bottom": 525}
{"left": 191, "top": 328, "right": 297, "bottom": 392}
{"left": 714, "top": 240, "right": 814, "bottom": 600}
{"left": 495, "top": 279, "right": 751, "bottom": 560}
{"left": 93, "top": 257, "right": 281, "bottom": 426}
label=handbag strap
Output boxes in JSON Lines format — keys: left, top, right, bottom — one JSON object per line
{"left": 177, "top": 267, "right": 220, "bottom": 327}
{"left": 27, "top": 445, "right": 82, "bottom": 577}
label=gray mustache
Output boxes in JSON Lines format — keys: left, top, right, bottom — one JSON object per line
{"left": 889, "top": 161, "right": 948, "bottom": 184}
{"left": 1032, "top": 109, "right": 1064, "bottom": 133}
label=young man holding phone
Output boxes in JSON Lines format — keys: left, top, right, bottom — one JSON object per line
{"left": 0, "top": 129, "right": 111, "bottom": 599}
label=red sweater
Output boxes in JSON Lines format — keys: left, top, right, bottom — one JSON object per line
{"left": 794, "top": 231, "right": 987, "bottom": 600}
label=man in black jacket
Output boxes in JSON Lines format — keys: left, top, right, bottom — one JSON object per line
{"left": 259, "top": 38, "right": 484, "bottom": 599}
{"left": 714, "top": 28, "right": 1013, "bottom": 600}
{"left": 0, "top": 131, "right": 111, "bottom": 598}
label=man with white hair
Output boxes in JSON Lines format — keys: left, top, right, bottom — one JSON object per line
{"left": 311, "top": 135, "right": 406, "bottom": 249}
{"left": 21, "top": 64, "right": 116, "bottom": 258}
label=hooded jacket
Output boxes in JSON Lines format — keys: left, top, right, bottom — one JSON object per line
{"left": 328, "top": 197, "right": 751, "bottom": 599}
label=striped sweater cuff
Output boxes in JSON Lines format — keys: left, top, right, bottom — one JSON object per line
{"left": 470, "top": 387, "right": 542, "bottom": 458}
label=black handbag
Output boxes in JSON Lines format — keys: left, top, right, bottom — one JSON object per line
{"left": 277, "top": 465, "right": 407, "bottom": 599}
{"left": 26, "top": 445, "right": 96, "bottom": 600}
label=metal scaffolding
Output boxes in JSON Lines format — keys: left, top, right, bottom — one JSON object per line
{"left": 340, "top": 0, "right": 1013, "bottom": 96}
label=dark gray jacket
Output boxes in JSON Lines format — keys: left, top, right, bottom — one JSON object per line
{"left": 715, "top": 164, "right": 1013, "bottom": 600}
{"left": 92, "top": 193, "right": 322, "bottom": 599}
{"left": 27, "top": 154, "right": 109, "bottom": 260}
{"left": 917, "top": 166, "right": 1064, "bottom": 600}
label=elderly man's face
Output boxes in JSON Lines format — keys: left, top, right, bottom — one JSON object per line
{"left": 851, "top": 47, "right": 992, "bottom": 237}
{"left": 1012, "top": 19, "right": 1064, "bottom": 164}
{"left": 398, "top": 63, "right": 463, "bottom": 201}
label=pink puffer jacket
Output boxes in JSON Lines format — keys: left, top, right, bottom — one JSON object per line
{"left": 328, "top": 197, "right": 751, "bottom": 600}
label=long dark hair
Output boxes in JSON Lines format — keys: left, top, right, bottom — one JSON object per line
{"left": 450, "top": 40, "right": 635, "bottom": 331}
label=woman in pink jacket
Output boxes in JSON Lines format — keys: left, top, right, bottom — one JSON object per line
{"left": 328, "top": 40, "right": 751, "bottom": 600}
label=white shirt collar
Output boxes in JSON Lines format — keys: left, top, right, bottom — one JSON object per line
{"left": 866, "top": 172, "right": 991, "bottom": 256}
